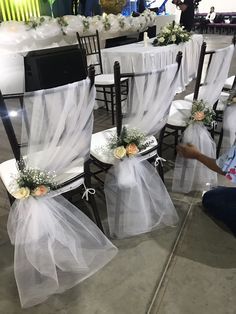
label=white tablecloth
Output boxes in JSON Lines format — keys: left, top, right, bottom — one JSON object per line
{"left": 101, "top": 34, "right": 203, "bottom": 91}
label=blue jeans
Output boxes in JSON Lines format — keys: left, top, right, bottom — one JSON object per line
{"left": 202, "top": 187, "right": 236, "bottom": 236}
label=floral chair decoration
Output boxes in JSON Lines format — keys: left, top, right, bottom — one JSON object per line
{"left": 103, "top": 55, "right": 182, "bottom": 239}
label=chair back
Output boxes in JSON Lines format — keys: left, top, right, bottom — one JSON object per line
{"left": 24, "top": 45, "right": 87, "bottom": 92}
{"left": 193, "top": 42, "right": 234, "bottom": 107}
{"left": 77, "top": 30, "right": 103, "bottom": 76}
{"left": 114, "top": 52, "right": 183, "bottom": 137}
{"left": 0, "top": 67, "right": 95, "bottom": 174}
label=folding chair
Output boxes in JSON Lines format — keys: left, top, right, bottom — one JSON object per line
{"left": 77, "top": 30, "right": 129, "bottom": 125}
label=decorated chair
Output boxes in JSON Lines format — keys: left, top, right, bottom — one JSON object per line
{"left": 159, "top": 42, "right": 234, "bottom": 158}
{"left": 0, "top": 68, "right": 117, "bottom": 308}
{"left": 76, "top": 30, "right": 129, "bottom": 125}
{"left": 166, "top": 43, "right": 234, "bottom": 193}
{"left": 90, "top": 53, "right": 182, "bottom": 238}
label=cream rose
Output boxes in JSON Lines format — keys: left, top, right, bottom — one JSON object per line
{"left": 113, "top": 146, "right": 126, "bottom": 159}
{"left": 126, "top": 143, "right": 139, "bottom": 156}
{"left": 171, "top": 35, "right": 176, "bottom": 42}
{"left": 194, "top": 111, "right": 205, "bottom": 121}
{"left": 31, "top": 185, "right": 49, "bottom": 197}
{"left": 13, "top": 187, "right": 30, "bottom": 199}
{"left": 158, "top": 37, "right": 165, "bottom": 43}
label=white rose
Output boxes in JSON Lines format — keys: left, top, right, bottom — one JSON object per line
{"left": 171, "top": 35, "right": 176, "bottom": 42}
{"left": 158, "top": 37, "right": 165, "bottom": 43}
{"left": 13, "top": 187, "right": 30, "bottom": 199}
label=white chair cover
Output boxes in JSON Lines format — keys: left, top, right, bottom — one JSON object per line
{"left": 221, "top": 104, "right": 236, "bottom": 154}
{"left": 7, "top": 80, "right": 117, "bottom": 308}
{"left": 198, "top": 45, "right": 234, "bottom": 108}
{"left": 104, "top": 63, "right": 179, "bottom": 238}
{"left": 172, "top": 123, "right": 217, "bottom": 193}
{"left": 172, "top": 45, "right": 234, "bottom": 193}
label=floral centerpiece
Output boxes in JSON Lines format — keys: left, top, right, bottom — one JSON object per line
{"left": 152, "top": 21, "right": 191, "bottom": 47}
{"left": 189, "top": 99, "right": 215, "bottom": 126}
{"left": 100, "top": 0, "right": 126, "bottom": 15}
{"left": 108, "top": 126, "right": 149, "bottom": 160}
{"left": 11, "top": 161, "right": 57, "bottom": 199}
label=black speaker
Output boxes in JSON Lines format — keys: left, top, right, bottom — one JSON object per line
{"left": 24, "top": 45, "right": 87, "bottom": 92}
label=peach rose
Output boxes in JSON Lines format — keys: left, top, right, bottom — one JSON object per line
{"left": 113, "top": 146, "right": 127, "bottom": 159}
{"left": 13, "top": 187, "right": 30, "bottom": 199}
{"left": 194, "top": 111, "right": 205, "bottom": 121}
{"left": 126, "top": 143, "right": 139, "bottom": 156}
{"left": 31, "top": 185, "right": 49, "bottom": 197}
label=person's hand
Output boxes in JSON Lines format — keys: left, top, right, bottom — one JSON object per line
{"left": 176, "top": 143, "right": 201, "bottom": 159}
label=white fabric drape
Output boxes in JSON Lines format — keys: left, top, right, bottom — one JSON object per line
{"left": 221, "top": 104, "right": 236, "bottom": 154}
{"left": 172, "top": 123, "right": 217, "bottom": 193}
{"left": 104, "top": 63, "right": 179, "bottom": 239}
{"left": 197, "top": 45, "right": 234, "bottom": 108}
{"left": 172, "top": 44, "right": 234, "bottom": 193}
{"left": 7, "top": 80, "right": 117, "bottom": 308}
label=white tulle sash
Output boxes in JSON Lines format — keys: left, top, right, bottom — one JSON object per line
{"left": 172, "top": 123, "right": 217, "bottom": 193}
{"left": 104, "top": 157, "right": 179, "bottom": 239}
{"left": 7, "top": 195, "right": 117, "bottom": 308}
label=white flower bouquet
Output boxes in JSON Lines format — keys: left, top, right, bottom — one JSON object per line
{"left": 153, "top": 21, "right": 191, "bottom": 46}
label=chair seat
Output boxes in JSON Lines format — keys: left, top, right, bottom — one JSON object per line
{"left": 95, "top": 74, "right": 127, "bottom": 86}
{"left": 90, "top": 127, "right": 158, "bottom": 165}
{"left": 184, "top": 91, "right": 230, "bottom": 111}
{"left": 167, "top": 100, "right": 192, "bottom": 127}
{"left": 0, "top": 158, "right": 84, "bottom": 196}
{"left": 224, "top": 75, "right": 235, "bottom": 90}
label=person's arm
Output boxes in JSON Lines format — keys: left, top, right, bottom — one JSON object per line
{"left": 177, "top": 143, "right": 225, "bottom": 175}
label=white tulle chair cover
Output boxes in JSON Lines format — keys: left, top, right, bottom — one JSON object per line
{"left": 7, "top": 80, "right": 117, "bottom": 308}
{"left": 172, "top": 123, "right": 217, "bottom": 193}
{"left": 198, "top": 45, "right": 234, "bottom": 108}
{"left": 221, "top": 104, "right": 236, "bottom": 154}
{"left": 172, "top": 45, "right": 234, "bottom": 193}
{"left": 104, "top": 63, "right": 179, "bottom": 238}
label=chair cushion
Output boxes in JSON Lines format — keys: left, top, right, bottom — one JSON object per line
{"left": 224, "top": 75, "right": 235, "bottom": 90}
{"left": 95, "top": 74, "right": 127, "bottom": 86}
{"left": 167, "top": 100, "right": 193, "bottom": 127}
{"left": 0, "top": 158, "right": 84, "bottom": 196}
{"left": 90, "top": 127, "right": 158, "bottom": 165}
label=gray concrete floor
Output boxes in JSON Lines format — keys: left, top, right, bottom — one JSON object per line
{"left": 0, "top": 34, "right": 236, "bottom": 314}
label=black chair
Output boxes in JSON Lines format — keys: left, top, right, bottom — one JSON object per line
{"left": 24, "top": 44, "right": 87, "bottom": 91}
{"left": 90, "top": 52, "right": 182, "bottom": 184}
{"left": 76, "top": 30, "right": 129, "bottom": 125}
{"left": 159, "top": 41, "right": 234, "bottom": 157}
{"left": 0, "top": 66, "right": 104, "bottom": 232}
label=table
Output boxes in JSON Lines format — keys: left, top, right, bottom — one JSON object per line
{"left": 101, "top": 34, "right": 203, "bottom": 91}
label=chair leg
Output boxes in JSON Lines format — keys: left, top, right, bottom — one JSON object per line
{"left": 110, "top": 86, "right": 115, "bottom": 125}
{"left": 84, "top": 161, "right": 104, "bottom": 233}
{"left": 102, "top": 87, "right": 109, "bottom": 111}
{"left": 217, "top": 127, "right": 224, "bottom": 158}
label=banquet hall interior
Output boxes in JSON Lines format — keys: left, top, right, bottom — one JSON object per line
{"left": 0, "top": 0, "right": 236, "bottom": 313}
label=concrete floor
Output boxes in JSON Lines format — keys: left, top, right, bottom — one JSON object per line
{"left": 0, "top": 34, "right": 236, "bottom": 314}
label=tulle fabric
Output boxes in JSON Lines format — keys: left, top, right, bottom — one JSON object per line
{"left": 105, "top": 158, "right": 178, "bottom": 238}
{"left": 104, "top": 63, "right": 180, "bottom": 238}
{"left": 8, "top": 79, "right": 117, "bottom": 308}
{"left": 221, "top": 104, "right": 236, "bottom": 154}
{"left": 172, "top": 123, "right": 217, "bottom": 193}
{"left": 8, "top": 196, "right": 117, "bottom": 308}
{"left": 198, "top": 45, "right": 234, "bottom": 108}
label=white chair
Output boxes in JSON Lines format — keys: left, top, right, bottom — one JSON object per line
{"left": 0, "top": 71, "right": 117, "bottom": 308}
